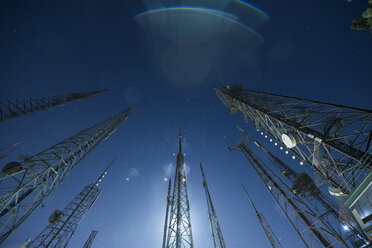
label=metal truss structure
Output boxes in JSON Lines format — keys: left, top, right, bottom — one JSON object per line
{"left": 163, "top": 178, "right": 172, "bottom": 248}
{"left": 226, "top": 133, "right": 354, "bottom": 248}
{"left": 83, "top": 230, "right": 98, "bottom": 248}
{"left": 165, "top": 132, "right": 194, "bottom": 248}
{"left": 254, "top": 141, "right": 370, "bottom": 247}
{"left": 200, "top": 163, "right": 226, "bottom": 248}
{"left": 216, "top": 85, "right": 372, "bottom": 195}
{"left": 241, "top": 184, "right": 283, "bottom": 248}
{"left": 0, "top": 90, "right": 106, "bottom": 122}
{"left": 27, "top": 158, "right": 115, "bottom": 248}
{"left": 0, "top": 106, "right": 135, "bottom": 244}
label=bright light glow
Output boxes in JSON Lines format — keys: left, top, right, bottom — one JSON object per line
{"left": 281, "top": 133, "right": 297, "bottom": 148}
{"left": 164, "top": 178, "right": 168, "bottom": 182}
{"left": 99, "top": 179, "right": 102, "bottom": 182}
{"left": 300, "top": 161, "right": 304, "bottom": 165}
{"left": 343, "top": 225, "right": 349, "bottom": 231}
{"left": 292, "top": 156, "right": 295, "bottom": 159}
{"left": 105, "top": 171, "right": 107, "bottom": 174}
{"left": 269, "top": 139, "right": 272, "bottom": 142}
{"left": 182, "top": 178, "right": 186, "bottom": 182}
{"left": 126, "top": 177, "right": 130, "bottom": 181}
{"left": 280, "top": 147, "right": 283, "bottom": 150}
{"left": 274, "top": 142, "right": 277, "bottom": 146}
{"left": 261, "top": 132, "right": 263, "bottom": 135}
{"left": 102, "top": 175, "right": 105, "bottom": 178}
{"left": 285, "top": 151, "right": 289, "bottom": 154}
{"left": 95, "top": 183, "right": 98, "bottom": 186}
{"left": 265, "top": 135, "right": 267, "bottom": 138}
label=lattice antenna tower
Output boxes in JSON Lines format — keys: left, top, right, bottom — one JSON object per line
{"left": 82, "top": 230, "right": 98, "bottom": 248}
{"left": 27, "top": 158, "right": 115, "bottom": 248}
{"left": 241, "top": 184, "right": 283, "bottom": 248}
{"left": 225, "top": 132, "right": 353, "bottom": 248}
{"left": 216, "top": 85, "right": 372, "bottom": 195}
{"left": 0, "top": 90, "right": 106, "bottom": 122}
{"left": 200, "top": 163, "right": 226, "bottom": 248}
{"left": 165, "top": 131, "right": 194, "bottom": 248}
{"left": 254, "top": 140, "right": 370, "bottom": 246}
{"left": 0, "top": 105, "right": 136, "bottom": 244}
{"left": 163, "top": 178, "right": 172, "bottom": 248}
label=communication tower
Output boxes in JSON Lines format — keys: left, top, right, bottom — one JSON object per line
{"left": 226, "top": 131, "right": 354, "bottom": 248}
{"left": 200, "top": 163, "right": 226, "bottom": 248}
{"left": 254, "top": 140, "right": 370, "bottom": 247}
{"left": 241, "top": 184, "right": 283, "bottom": 248}
{"left": 163, "top": 178, "right": 172, "bottom": 248}
{"left": 165, "top": 131, "right": 194, "bottom": 248}
{"left": 83, "top": 230, "right": 98, "bottom": 248}
{"left": 0, "top": 105, "right": 136, "bottom": 244}
{"left": 27, "top": 158, "right": 115, "bottom": 248}
{"left": 0, "top": 90, "right": 106, "bottom": 122}
{"left": 216, "top": 85, "right": 371, "bottom": 195}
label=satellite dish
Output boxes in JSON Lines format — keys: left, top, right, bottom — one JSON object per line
{"left": 281, "top": 133, "right": 296, "bottom": 148}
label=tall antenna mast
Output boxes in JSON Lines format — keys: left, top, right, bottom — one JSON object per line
{"left": 27, "top": 158, "right": 116, "bottom": 248}
{"left": 162, "top": 178, "right": 172, "bottom": 248}
{"left": 0, "top": 90, "right": 106, "bottom": 122}
{"left": 0, "top": 105, "right": 136, "bottom": 244}
{"left": 225, "top": 132, "right": 353, "bottom": 248}
{"left": 200, "top": 163, "right": 226, "bottom": 248}
{"left": 241, "top": 184, "right": 283, "bottom": 248}
{"left": 165, "top": 130, "right": 194, "bottom": 248}
{"left": 216, "top": 85, "right": 371, "bottom": 195}
{"left": 253, "top": 140, "right": 370, "bottom": 246}
{"left": 82, "top": 230, "right": 98, "bottom": 248}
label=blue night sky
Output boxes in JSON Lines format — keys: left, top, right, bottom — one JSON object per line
{"left": 0, "top": 0, "right": 371, "bottom": 247}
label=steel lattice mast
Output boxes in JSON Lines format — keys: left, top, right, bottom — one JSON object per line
{"left": 0, "top": 90, "right": 106, "bottom": 122}
{"left": 253, "top": 140, "right": 370, "bottom": 247}
{"left": 163, "top": 178, "right": 172, "bottom": 248}
{"left": 200, "top": 163, "right": 226, "bottom": 248}
{"left": 216, "top": 85, "right": 372, "bottom": 195}
{"left": 226, "top": 132, "right": 352, "bottom": 248}
{"left": 27, "top": 158, "right": 115, "bottom": 248}
{"left": 82, "top": 230, "right": 98, "bottom": 248}
{"left": 165, "top": 131, "right": 194, "bottom": 248}
{"left": 0, "top": 105, "right": 136, "bottom": 244}
{"left": 241, "top": 184, "right": 283, "bottom": 248}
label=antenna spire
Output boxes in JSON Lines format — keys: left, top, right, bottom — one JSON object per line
{"left": 178, "top": 129, "right": 182, "bottom": 153}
